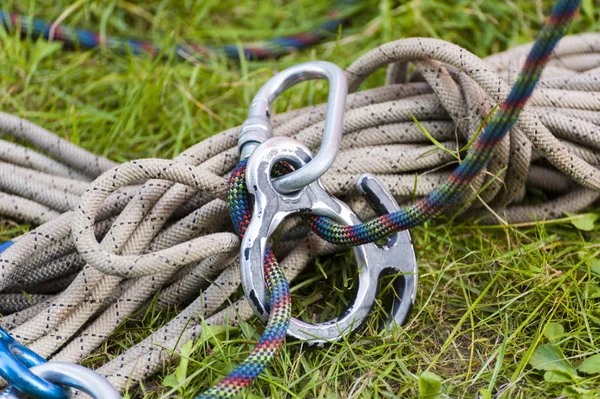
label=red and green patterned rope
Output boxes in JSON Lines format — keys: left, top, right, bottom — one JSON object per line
{"left": 197, "top": 159, "right": 291, "bottom": 398}
{"left": 216, "top": 1, "right": 580, "bottom": 397}
{"left": 0, "top": 1, "right": 576, "bottom": 398}
{"left": 308, "top": 0, "right": 582, "bottom": 246}
{"left": 0, "top": 1, "right": 578, "bottom": 398}
{"left": 0, "top": 0, "right": 360, "bottom": 62}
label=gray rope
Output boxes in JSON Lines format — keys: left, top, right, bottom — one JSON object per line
{"left": 0, "top": 34, "right": 598, "bottom": 393}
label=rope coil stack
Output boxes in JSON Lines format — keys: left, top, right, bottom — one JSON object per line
{"left": 0, "top": 30, "right": 599, "bottom": 395}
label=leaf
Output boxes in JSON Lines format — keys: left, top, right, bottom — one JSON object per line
{"left": 459, "top": 104, "right": 498, "bottom": 152}
{"left": 544, "top": 322, "right": 564, "bottom": 344}
{"left": 162, "top": 373, "right": 179, "bottom": 389}
{"left": 587, "top": 312, "right": 600, "bottom": 326}
{"left": 410, "top": 114, "right": 459, "bottom": 160}
{"left": 578, "top": 354, "right": 600, "bottom": 374}
{"left": 176, "top": 340, "right": 194, "bottom": 384}
{"left": 581, "top": 0, "right": 594, "bottom": 20}
{"left": 162, "top": 339, "right": 194, "bottom": 390}
{"left": 239, "top": 319, "right": 258, "bottom": 340}
{"left": 585, "top": 284, "right": 600, "bottom": 300}
{"left": 565, "top": 212, "right": 598, "bottom": 232}
{"left": 419, "top": 371, "right": 442, "bottom": 399}
{"left": 562, "top": 385, "right": 595, "bottom": 398}
{"left": 25, "top": 41, "right": 63, "bottom": 87}
{"left": 544, "top": 370, "right": 573, "bottom": 383}
{"left": 589, "top": 260, "right": 600, "bottom": 277}
{"left": 529, "top": 344, "right": 578, "bottom": 380}
{"left": 200, "top": 322, "right": 231, "bottom": 346}
{"left": 478, "top": 388, "right": 492, "bottom": 399}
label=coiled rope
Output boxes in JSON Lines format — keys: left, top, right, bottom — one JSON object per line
{"left": 0, "top": 1, "right": 599, "bottom": 396}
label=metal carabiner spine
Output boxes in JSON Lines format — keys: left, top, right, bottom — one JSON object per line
{"left": 238, "top": 61, "right": 347, "bottom": 194}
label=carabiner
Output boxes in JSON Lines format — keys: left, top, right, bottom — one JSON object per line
{"left": 0, "top": 326, "right": 120, "bottom": 399}
{"left": 0, "top": 327, "right": 69, "bottom": 399}
{"left": 238, "top": 61, "right": 347, "bottom": 194}
{"left": 2, "top": 362, "right": 121, "bottom": 399}
{"left": 240, "top": 137, "right": 417, "bottom": 344}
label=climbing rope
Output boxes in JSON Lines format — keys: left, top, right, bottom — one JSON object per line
{"left": 0, "top": 0, "right": 360, "bottom": 61}
{"left": 194, "top": 160, "right": 292, "bottom": 398}
{"left": 308, "top": 0, "right": 589, "bottom": 245}
{"left": 0, "top": 0, "right": 599, "bottom": 396}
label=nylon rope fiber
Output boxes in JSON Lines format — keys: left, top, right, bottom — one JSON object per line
{"left": 0, "top": 0, "right": 599, "bottom": 396}
{"left": 0, "top": 0, "right": 360, "bottom": 61}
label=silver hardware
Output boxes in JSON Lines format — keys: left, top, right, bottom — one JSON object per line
{"left": 240, "top": 137, "right": 417, "bottom": 345}
{"left": 3, "top": 362, "right": 121, "bottom": 399}
{"left": 238, "top": 61, "right": 347, "bottom": 194}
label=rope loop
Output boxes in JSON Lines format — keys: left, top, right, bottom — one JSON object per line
{"left": 309, "top": 0, "right": 592, "bottom": 246}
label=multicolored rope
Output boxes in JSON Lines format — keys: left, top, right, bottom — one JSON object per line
{"left": 198, "top": 159, "right": 291, "bottom": 398}
{"left": 217, "top": 2, "right": 580, "bottom": 395}
{"left": 0, "top": 1, "right": 579, "bottom": 398}
{"left": 308, "top": 0, "right": 581, "bottom": 246}
{"left": 0, "top": 0, "right": 360, "bottom": 62}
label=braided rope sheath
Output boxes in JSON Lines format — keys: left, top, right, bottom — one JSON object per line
{"left": 309, "top": 0, "right": 583, "bottom": 246}
{"left": 0, "top": 0, "right": 359, "bottom": 61}
{"left": 0, "top": 1, "right": 598, "bottom": 397}
{"left": 216, "top": 4, "right": 584, "bottom": 393}
{"left": 204, "top": 1, "right": 585, "bottom": 395}
{"left": 194, "top": 160, "right": 291, "bottom": 398}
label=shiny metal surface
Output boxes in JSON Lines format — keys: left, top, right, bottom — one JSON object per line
{"left": 3, "top": 362, "right": 121, "bottom": 399}
{"left": 0, "top": 327, "right": 68, "bottom": 399}
{"left": 240, "top": 137, "right": 417, "bottom": 345}
{"left": 238, "top": 61, "right": 347, "bottom": 193}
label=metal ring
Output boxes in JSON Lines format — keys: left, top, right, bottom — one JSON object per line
{"left": 240, "top": 137, "right": 418, "bottom": 344}
{"left": 0, "top": 327, "right": 69, "bottom": 399}
{"left": 2, "top": 362, "right": 121, "bottom": 399}
{"left": 238, "top": 60, "right": 347, "bottom": 193}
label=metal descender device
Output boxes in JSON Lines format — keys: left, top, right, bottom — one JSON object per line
{"left": 0, "top": 61, "right": 418, "bottom": 399}
{"left": 238, "top": 61, "right": 418, "bottom": 345}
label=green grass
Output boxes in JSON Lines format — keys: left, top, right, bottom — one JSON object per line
{"left": 1, "top": 0, "right": 600, "bottom": 398}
